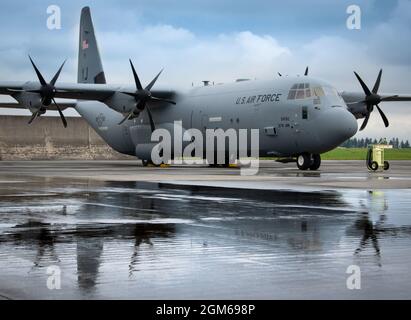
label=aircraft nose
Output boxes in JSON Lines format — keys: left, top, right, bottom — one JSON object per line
{"left": 319, "top": 107, "right": 358, "bottom": 144}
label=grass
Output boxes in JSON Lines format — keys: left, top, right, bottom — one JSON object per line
{"left": 321, "top": 148, "right": 411, "bottom": 160}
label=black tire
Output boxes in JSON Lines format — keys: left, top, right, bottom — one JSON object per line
{"left": 309, "top": 154, "right": 321, "bottom": 171}
{"left": 384, "top": 161, "right": 390, "bottom": 171}
{"left": 371, "top": 161, "right": 379, "bottom": 171}
{"left": 207, "top": 152, "right": 219, "bottom": 167}
{"left": 208, "top": 151, "right": 236, "bottom": 167}
{"left": 222, "top": 152, "right": 238, "bottom": 167}
{"left": 142, "top": 159, "right": 162, "bottom": 167}
{"left": 297, "top": 153, "right": 311, "bottom": 171}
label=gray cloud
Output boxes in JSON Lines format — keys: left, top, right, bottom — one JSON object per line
{"left": 0, "top": 0, "right": 411, "bottom": 140}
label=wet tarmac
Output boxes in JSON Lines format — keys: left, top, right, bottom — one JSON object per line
{"left": 0, "top": 161, "right": 411, "bottom": 299}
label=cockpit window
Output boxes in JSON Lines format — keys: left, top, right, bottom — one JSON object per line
{"left": 313, "top": 87, "right": 324, "bottom": 97}
{"left": 287, "top": 83, "right": 311, "bottom": 100}
{"left": 323, "top": 86, "right": 341, "bottom": 97}
{"left": 288, "top": 83, "right": 341, "bottom": 101}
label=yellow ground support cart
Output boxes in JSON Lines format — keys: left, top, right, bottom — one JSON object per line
{"left": 366, "top": 143, "right": 393, "bottom": 171}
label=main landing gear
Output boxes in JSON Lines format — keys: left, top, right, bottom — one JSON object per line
{"left": 296, "top": 153, "right": 321, "bottom": 171}
{"left": 142, "top": 159, "right": 168, "bottom": 167}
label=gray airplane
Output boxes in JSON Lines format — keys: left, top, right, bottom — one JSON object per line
{"left": 1, "top": 7, "right": 411, "bottom": 170}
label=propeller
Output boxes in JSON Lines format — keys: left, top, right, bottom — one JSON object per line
{"left": 353, "top": 69, "right": 398, "bottom": 131}
{"left": 26, "top": 55, "right": 67, "bottom": 128}
{"left": 119, "top": 59, "right": 176, "bottom": 130}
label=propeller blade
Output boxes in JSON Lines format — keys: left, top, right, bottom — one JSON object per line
{"left": 375, "top": 104, "right": 389, "bottom": 128}
{"left": 372, "top": 69, "right": 382, "bottom": 94}
{"left": 354, "top": 72, "right": 372, "bottom": 96}
{"left": 304, "top": 67, "right": 309, "bottom": 76}
{"left": 118, "top": 112, "right": 134, "bottom": 125}
{"left": 360, "top": 113, "right": 371, "bottom": 131}
{"left": 28, "top": 111, "right": 40, "bottom": 125}
{"left": 28, "top": 56, "right": 47, "bottom": 86}
{"left": 380, "top": 95, "right": 399, "bottom": 102}
{"left": 50, "top": 60, "right": 67, "bottom": 86}
{"left": 150, "top": 96, "right": 176, "bottom": 105}
{"left": 52, "top": 98, "right": 67, "bottom": 128}
{"left": 145, "top": 104, "right": 156, "bottom": 133}
{"left": 145, "top": 69, "right": 163, "bottom": 91}
{"left": 129, "top": 59, "right": 143, "bottom": 91}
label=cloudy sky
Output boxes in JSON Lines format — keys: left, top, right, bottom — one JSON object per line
{"left": 0, "top": 0, "right": 410, "bottom": 140}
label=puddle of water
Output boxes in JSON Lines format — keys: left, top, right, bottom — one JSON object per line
{"left": 0, "top": 179, "right": 411, "bottom": 299}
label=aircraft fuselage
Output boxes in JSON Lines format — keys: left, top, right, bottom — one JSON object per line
{"left": 77, "top": 76, "right": 358, "bottom": 161}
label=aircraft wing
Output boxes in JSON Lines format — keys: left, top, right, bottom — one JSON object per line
{"left": 0, "top": 81, "right": 117, "bottom": 101}
{"left": 0, "top": 81, "right": 175, "bottom": 105}
{"left": 0, "top": 101, "right": 77, "bottom": 111}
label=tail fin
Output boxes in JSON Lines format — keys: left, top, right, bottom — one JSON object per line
{"left": 78, "top": 7, "right": 106, "bottom": 84}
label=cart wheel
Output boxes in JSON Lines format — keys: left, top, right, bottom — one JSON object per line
{"left": 384, "top": 161, "right": 390, "bottom": 171}
{"left": 371, "top": 161, "right": 379, "bottom": 171}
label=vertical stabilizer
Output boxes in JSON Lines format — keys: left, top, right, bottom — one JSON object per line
{"left": 78, "top": 7, "right": 106, "bottom": 84}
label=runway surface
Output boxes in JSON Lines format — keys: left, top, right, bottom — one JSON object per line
{"left": 0, "top": 160, "right": 411, "bottom": 299}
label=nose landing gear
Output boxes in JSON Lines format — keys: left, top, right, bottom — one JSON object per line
{"left": 297, "top": 153, "right": 321, "bottom": 171}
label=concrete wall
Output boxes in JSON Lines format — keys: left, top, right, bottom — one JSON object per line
{"left": 0, "top": 116, "right": 134, "bottom": 160}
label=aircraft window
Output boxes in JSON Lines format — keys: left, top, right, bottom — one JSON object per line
{"left": 288, "top": 90, "right": 297, "bottom": 100}
{"left": 296, "top": 90, "right": 305, "bottom": 99}
{"left": 323, "top": 86, "right": 341, "bottom": 97}
{"left": 288, "top": 83, "right": 313, "bottom": 100}
{"left": 288, "top": 84, "right": 310, "bottom": 100}
{"left": 313, "top": 87, "right": 325, "bottom": 97}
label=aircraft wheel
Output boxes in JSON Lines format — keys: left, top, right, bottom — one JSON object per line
{"left": 297, "top": 153, "right": 311, "bottom": 171}
{"left": 222, "top": 153, "right": 238, "bottom": 168}
{"left": 207, "top": 153, "right": 218, "bottom": 167}
{"left": 384, "top": 161, "right": 390, "bottom": 171}
{"left": 309, "top": 154, "right": 321, "bottom": 171}
{"left": 370, "top": 161, "right": 379, "bottom": 171}
{"left": 142, "top": 159, "right": 162, "bottom": 167}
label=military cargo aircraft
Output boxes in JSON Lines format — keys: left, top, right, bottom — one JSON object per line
{"left": 1, "top": 7, "right": 410, "bottom": 170}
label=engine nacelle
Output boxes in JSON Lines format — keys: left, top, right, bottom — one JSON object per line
{"left": 342, "top": 91, "right": 367, "bottom": 119}
{"left": 13, "top": 92, "right": 43, "bottom": 114}
{"left": 347, "top": 101, "right": 367, "bottom": 119}
{"left": 103, "top": 91, "right": 139, "bottom": 115}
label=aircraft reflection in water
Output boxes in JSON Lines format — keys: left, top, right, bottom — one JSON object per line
{"left": 1, "top": 181, "right": 411, "bottom": 298}
{"left": 346, "top": 190, "right": 406, "bottom": 268}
